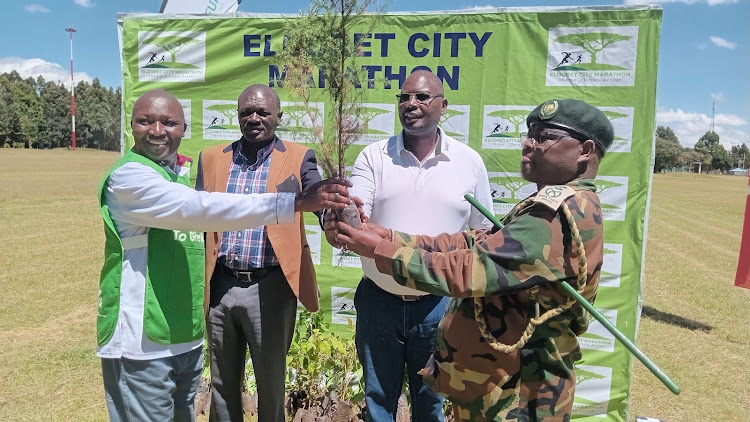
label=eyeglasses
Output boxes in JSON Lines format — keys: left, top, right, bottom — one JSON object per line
{"left": 396, "top": 93, "right": 444, "bottom": 105}
{"left": 520, "top": 129, "right": 584, "bottom": 145}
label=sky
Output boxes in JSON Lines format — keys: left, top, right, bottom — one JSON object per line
{"left": 0, "top": 0, "right": 747, "bottom": 149}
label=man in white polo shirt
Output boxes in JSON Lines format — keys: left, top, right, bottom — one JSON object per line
{"left": 325, "top": 70, "right": 493, "bottom": 421}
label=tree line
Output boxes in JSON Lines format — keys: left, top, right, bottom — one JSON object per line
{"left": 0, "top": 71, "right": 121, "bottom": 150}
{"left": 654, "top": 126, "right": 748, "bottom": 173}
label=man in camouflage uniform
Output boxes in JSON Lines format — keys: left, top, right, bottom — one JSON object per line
{"left": 335, "top": 99, "right": 613, "bottom": 421}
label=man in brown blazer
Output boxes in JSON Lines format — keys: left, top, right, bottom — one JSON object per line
{"left": 195, "top": 84, "right": 324, "bottom": 422}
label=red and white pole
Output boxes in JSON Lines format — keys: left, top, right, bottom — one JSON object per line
{"left": 66, "top": 27, "right": 77, "bottom": 150}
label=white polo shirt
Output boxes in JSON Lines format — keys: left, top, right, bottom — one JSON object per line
{"left": 349, "top": 128, "right": 494, "bottom": 296}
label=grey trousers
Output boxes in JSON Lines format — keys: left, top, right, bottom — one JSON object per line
{"left": 102, "top": 347, "right": 203, "bottom": 422}
{"left": 207, "top": 265, "right": 297, "bottom": 422}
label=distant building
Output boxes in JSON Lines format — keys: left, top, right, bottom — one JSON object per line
{"left": 728, "top": 168, "right": 748, "bottom": 176}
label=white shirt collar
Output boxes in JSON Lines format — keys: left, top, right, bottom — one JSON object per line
{"left": 391, "top": 127, "right": 452, "bottom": 161}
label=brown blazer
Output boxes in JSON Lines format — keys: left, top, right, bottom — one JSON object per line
{"left": 196, "top": 138, "right": 320, "bottom": 313}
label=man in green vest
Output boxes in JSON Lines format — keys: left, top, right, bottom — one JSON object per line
{"left": 98, "top": 89, "right": 352, "bottom": 422}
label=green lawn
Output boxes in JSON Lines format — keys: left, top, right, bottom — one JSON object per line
{"left": 0, "top": 149, "right": 747, "bottom": 421}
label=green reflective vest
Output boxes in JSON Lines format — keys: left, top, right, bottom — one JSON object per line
{"left": 97, "top": 149, "right": 205, "bottom": 346}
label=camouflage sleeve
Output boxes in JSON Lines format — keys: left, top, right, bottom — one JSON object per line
{"left": 373, "top": 208, "right": 564, "bottom": 298}
{"left": 391, "top": 229, "right": 496, "bottom": 252}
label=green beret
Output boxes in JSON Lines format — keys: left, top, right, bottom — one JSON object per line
{"left": 526, "top": 99, "right": 614, "bottom": 154}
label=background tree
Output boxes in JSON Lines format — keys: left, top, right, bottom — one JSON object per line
{"left": 730, "top": 143, "right": 749, "bottom": 168}
{"left": 76, "top": 79, "right": 119, "bottom": 150}
{"left": 0, "top": 71, "right": 43, "bottom": 148}
{"left": 678, "top": 149, "right": 705, "bottom": 171}
{"left": 0, "top": 72, "right": 120, "bottom": 150}
{"left": 694, "top": 131, "right": 731, "bottom": 172}
{"left": 654, "top": 125, "right": 681, "bottom": 172}
{"left": 38, "top": 80, "right": 71, "bottom": 148}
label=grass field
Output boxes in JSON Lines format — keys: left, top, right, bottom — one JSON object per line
{"left": 1, "top": 149, "right": 748, "bottom": 421}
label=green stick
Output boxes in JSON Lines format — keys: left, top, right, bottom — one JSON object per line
{"left": 464, "top": 194, "right": 681, "bottom": 395}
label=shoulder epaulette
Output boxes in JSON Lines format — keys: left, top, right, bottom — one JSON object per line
{"left": 532, "top": 185, "right": 577, "bottom": 211}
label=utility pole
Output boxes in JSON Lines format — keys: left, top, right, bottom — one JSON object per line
{"left": 710, "top": 101, "right": 716, "bottom": 135}
{"left": 66, "top": 27, "right": 77, "bottom": 150}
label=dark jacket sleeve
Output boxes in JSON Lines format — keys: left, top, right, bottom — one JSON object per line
{"left": 195, "top": 151, "right": 205, "bottom": 191}
{"left": 299, "top": 148, "right": 325, "bottom": 224}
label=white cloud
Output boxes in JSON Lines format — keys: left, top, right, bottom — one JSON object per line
{"left": 711, "top": 92, "right": 725, "bottom": 102}
{"left": 73, "top": 0, "right": 94, "bottom": 8}
{"left": 709, "top": 36, "right": 737, "bottom": 49}
{"left": 24, "top": 4, "right": 51, "bottom": 13}
{"left": 656, "top": 107, "right": 748, "bottom": 147}
{"left": 624, "top": 0, "right": 738, "bottom": 5}
{"left": 0, "top": 57, "right": 94, "bottom": 89}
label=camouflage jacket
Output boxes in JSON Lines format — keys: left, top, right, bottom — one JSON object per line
{"left": 372, "top": 179, "right": 603, "bottom": 420}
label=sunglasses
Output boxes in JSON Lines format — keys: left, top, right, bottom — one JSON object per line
{"left": 396, "top": 93, "right": 444, "bottom": 105}
{"left": 520, "top": 129, "right": 585, "bottom": 145}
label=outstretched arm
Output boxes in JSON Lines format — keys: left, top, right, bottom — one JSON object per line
{"left": 337, "top": 210, "right": 561, "bottom": 298}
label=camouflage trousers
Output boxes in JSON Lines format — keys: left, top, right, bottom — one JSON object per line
{"left": 422, "top": 298, "right": 577, "bottom": 421}
{"left": 452, "top": 366, "right": 576, "bottom": 421}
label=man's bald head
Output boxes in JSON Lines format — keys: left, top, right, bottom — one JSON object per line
{"left": 404, "top": 70, "right": 444, "bottom": 97}
{"left": 132, "top": 89, "right": 185, "bottom": 124}
{"left": 238, "top": 84, "right": 281, "bottom": 111}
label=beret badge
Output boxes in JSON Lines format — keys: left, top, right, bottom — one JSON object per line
{"left": 539, "top": 100, "right": 558, "bottom": 120}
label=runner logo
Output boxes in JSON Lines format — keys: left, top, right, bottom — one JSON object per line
{"left": 488, "top": 172, "right": 536, "bottom": 216}
{"left": 546, "top": 26, "right": 638, "bottom": 87}
{"left": 482, "top": 105, "right": 535, "bottom": 150}
{"left": 440, "top": 105, "right": 470, "bottom": 144}
{"left": 138, "top": 31, "right": 206, "bottom": 82}
{"left": 202, "top": 100, "right": 240, "bottom": 141}
{"left": 331, "top": 287, "right": 357, "bottom": 325}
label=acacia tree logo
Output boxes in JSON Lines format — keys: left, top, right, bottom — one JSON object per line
{"left": 351, "top": 106, "right": 389, "bottom": 135}
{"left": 597, "top": 179, "right": 624, "bottom": 209}
{"left": 278, "top": 105, "right": 319, "bottom": 134}
{"left": 206, "top": 104, "right": 239, "bottom": 129}
{"left": 600, "top": 247, "right": 620, "bottom": 281}
{"left": 439, "top": 108, "right": 466, "bottom": 138}
{"left": 489, "top": 175, "right": 532, "bottom": 203}
{"left": 575, "top": 368, "right": 606, "bottom": 396}
{"left": 486, "top": 109, "right": 527, "bottom": 137}
{"left": 142, "top": 35, "right": 201, "bottom": 69}
{"left": 553, "top": 32, "right": 632, "bottom": 71}
{"left": 602, "top": 110, "right": 629, "bottom": 142}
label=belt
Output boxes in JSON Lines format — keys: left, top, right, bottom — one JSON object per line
{"left": 364, "top": 277, "right": 425, "bottom": 302}
{"left": 218, "top": 263, "right": 280, "bottom": 284}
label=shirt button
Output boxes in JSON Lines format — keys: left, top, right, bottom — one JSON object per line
{"left": 244, "top": 187, "right": 249, "bottom": 193}
{"left": 236, "top": 233, "right": 242, "bottom": 238}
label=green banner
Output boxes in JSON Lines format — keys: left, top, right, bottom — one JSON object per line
{"left": 118, "top": 7, "right": 662, "bottom": 421}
